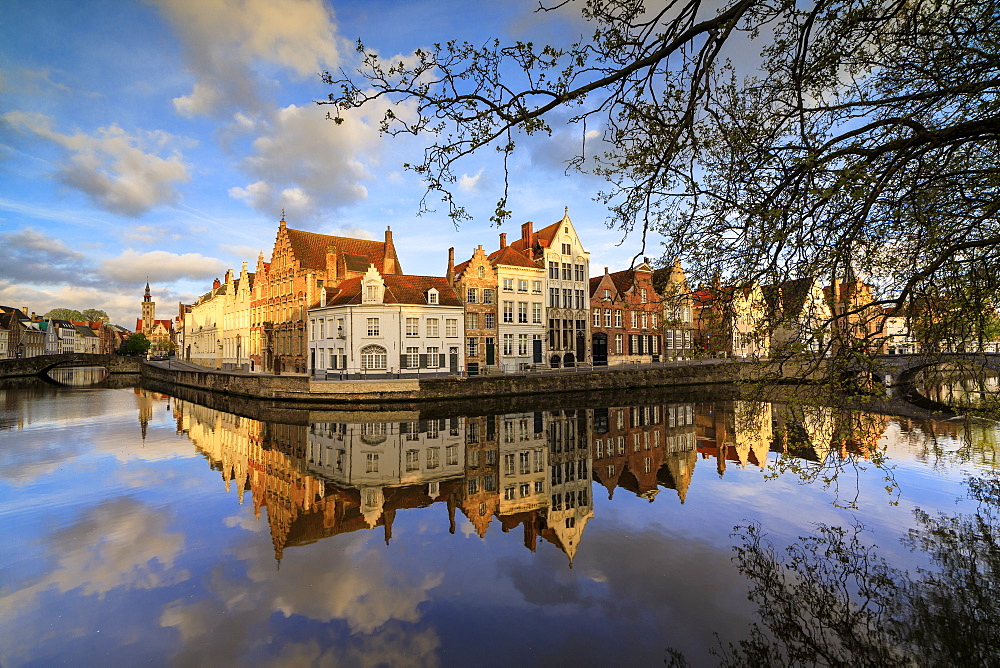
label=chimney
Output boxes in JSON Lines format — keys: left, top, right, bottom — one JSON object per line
{"left": 521, "top": 221, "right": 533, "bottom": 248}
{"left": 21, "top": 306, "right": 27, "bottom": 316}
{"left": 605, "top": 267, "right": 609, "bottom": 275}
{"left": 383, "top": 226, "right": 397, "bottom": 274}
{"left": 325, "top": 244, "right": 338, "bottom": 283}
{"left": 499, "top": 232, "right": 507, "bottom": 248}
{"left": 213, "top": 277, "right": 221, "bottom": 289}
{"left": 225, "top": 268, "right": 233, "bottom": 284}
{"left": 447, "top": 247, "right": 455, "bottom": 283}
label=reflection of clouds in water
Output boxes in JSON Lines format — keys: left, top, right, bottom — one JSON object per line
{"left": 161, "top": 531, "right": 443, "bottom": 664}
{"left": 261, "top": 625, "right": 442, "bottom": 668}
{"left": 0, "top": 497, "right": 187, "bottom": 662}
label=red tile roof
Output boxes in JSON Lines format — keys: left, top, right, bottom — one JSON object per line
{"left": 285, "top": 228, "right": 400, "bottom": 274}
{"left": 487, "top": 245, "right": 538, "bottom": 269}
{"left": 325, "top": 275, "right": 462, "bottom": 307}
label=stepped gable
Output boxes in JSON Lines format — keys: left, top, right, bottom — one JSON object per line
{"left": 325, "top": 274, "right": 462, "bottom": 307}
{"left": 285, "top": 227, "right": 401, "bottom": 275}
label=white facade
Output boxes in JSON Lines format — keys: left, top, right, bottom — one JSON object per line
{"left": 541, "top": 213, "right": 591, "bottom": 367}
{"left": 498, "top": 412, "right": 548, "bottom": 516}
{"left": 308, "top": 266, "right": 465, "bottom": 377}
{"left": 492, "top": 252, "right": 547, "bottom": 371}
{"left": 306, "top": 418, "right": 465, "bottom": 527}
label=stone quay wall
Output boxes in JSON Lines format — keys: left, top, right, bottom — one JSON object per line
{"left": 141, "top": 359, "right": 792, "bottom": 408}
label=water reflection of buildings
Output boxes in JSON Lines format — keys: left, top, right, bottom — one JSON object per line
{"left": 164, "top": 397, "right": 826, "bottom": 565}
{"left": 696, "top": 401, "right": 773, "bottom": 475}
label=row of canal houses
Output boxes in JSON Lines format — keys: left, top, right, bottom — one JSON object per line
{"left": 178, "top": 209, "right": 912, "bottom": 376}
{"left": 177, "top": 209, "right": 699, "bottom": 375}
{"left": 0, "top": 305, "right": 129, "bottom": 359}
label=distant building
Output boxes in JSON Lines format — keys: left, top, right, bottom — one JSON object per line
{"left": 136, "top": 282, "right": 174, "bottom": 349}
{"left": 0, "top": 307, "right": 45, "bottom": 358}
{"left": 448, "top": 245, "right": 501, "bottom": 374}
{"left": 590, "top": 259, "right": 665, "bottom": 365}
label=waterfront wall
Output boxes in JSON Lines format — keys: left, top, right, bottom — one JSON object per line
{"left": 141, "top": 359, "right": 784, "bottom": 408}
{"left": 0, "top": 354, "right": 141, "bottom": 378}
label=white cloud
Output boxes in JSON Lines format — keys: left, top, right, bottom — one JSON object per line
{"left": 153, "top": 0, "right": 343, "bottom": 118}
{"left": 230, "top": 103, "right": 391, "bottom": 218}
{"left": 100, "top": 249, "right": 227, "bottom": 283}
{"left": 2, "top": 111, "right": 191, "bottom": 216}
{"left": 124, "top": 224, "right": 171, "bottom": 243}
{"left": 458, "top": 168, "right": 486, "bottom": 193}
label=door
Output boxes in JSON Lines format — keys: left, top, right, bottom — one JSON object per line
{"left": 592, "top": 333, "right": 608, "bottom": 366}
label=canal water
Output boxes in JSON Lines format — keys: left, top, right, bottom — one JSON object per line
{"left": 1, "top": 371, "right": 997, "bottom": 666}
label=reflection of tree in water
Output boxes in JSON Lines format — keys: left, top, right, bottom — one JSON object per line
{"left": 697, "top": 475, "right": 1000, "bottom": 667}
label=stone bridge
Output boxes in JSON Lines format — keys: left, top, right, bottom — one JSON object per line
{"left": 0, "top": 354, "right": 143, "bottom": 379}
{"left": 872, "top": 353, "right": 1000, "bottom": 384}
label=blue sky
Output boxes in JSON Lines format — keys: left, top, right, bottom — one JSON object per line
{"left": 0, "top": 0, "right": 661, "bottom": 326}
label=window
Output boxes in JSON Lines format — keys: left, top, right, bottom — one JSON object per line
{"left": 631, "top": 311, "right": 638, "bottom": 329}
{"left": 485, "top": 312, "right": 496, "bottom": 329}
{"left": 504, "top": 453, "right": 515, "bottom": 475}
{"left": 483, "top": 288, "right": 495, "bottom": 304}
{"left": 641, "top": 288, "right": 648, "bottom": 303}
{"left": 467, "top": 287, "right": 478, "bottom": 303}
{"left": 427, "top": 346, "right": 439, "bottom": 367}
{"left": 666, "top": 330, "right": 674, "bottom": 349}
{"left": 367, "top": 318, "right": 380, "bottom": 336}
{"left": 563, "top": 289, "right": 572, "bottom": 308}
{"left": 534, "top": 480, "right": 544, "bottom": 493}
{"left": 641, "top": 312, "right": 648, "bottom": 329}
{"left": 603, "top": 289, "right": 611, "bottom": 300}
{"left": 615, "top": 310, "right": 623, "bottom": 327}
{"left": 366, "top": 285, "right": 377, "bottom": 302}
{"left": 503, "top": 333, "right": 513, "bottom": 355}
{"left": 504, "top": 486, "right": 516, "bottom": 500}
{"left": 447, "top": 445, "right": 458, "bottom": 465}
{"left": 405, "top": 450, "right": 419, "bottom": 471}
{"left": 468, "top": 478, "right": 479, "bottom": 495}
{"left": 366, "top": 452, "right": 379, "bottom": 472}
{"left": 651, "top": 313, "right": 658, "bottom": 328}
{"left": 446, "top": 319, "right": 458, "bottom": 337}
{"left": 406, "top": 346, "right": 419, "bottom": 368}
{"left": 575, "top": 289, "right": 584, "bottom": 309}
{"left": 427, "top": 291, "right": 438, "bottom": 304}
{"left": 534, "top": 449, "right": 544, "bottom": 472}
{"left": 519, "top": 451, "right": 530, "bottom": 474}
{"left": 427, "top": 318, "right": 439, "bottom": 337}
{"left": 406, "top": 317, "right": 419, "bottom": 336}
{"left": 532, "top": 280, "right": 542, "bottom": 293}
{"left": 329, "top": 350, "right": 337, "bottom": 368}
{"left": 562, "top": 263, "right": 571, "bottom": 280}
{"left": 518, "top": 279, "right": 528, "bottom": 293}
{"left": 503, "top": 278, "right": 514, "bottom": 292}
{"left": 549, "top": 288, "right": 559, "bottom": 308}
{"left": 518, "top": 302, "right": 528, "bottom": 324}
{"left": 615, "top": 334, "right": 623, "bottom": 354}
{"left": 562, "top": 243, "right": 571, "bottom": 255}
{"left": 574, "top": 264, "right": 585, "bottom": 282}
{"left": 361, "top": 344, "right": 387, "bottom": 369}
{"left": 532, "top": 303, "right": 542, "bottom": 324}
{"left": 518, "top": 333, "right": 528, "bottom": 355}
{"left": 478, "top": 266, "right": 486, "bottom": 278}
{"left": 467, "top": 337, "right": 478, "bottom": 357}
{"left": 593, "top": 309, "right": 601, "bottom": 327}
{"left": 467, "top": 312, "right": 479, "bottom": 330}
{"left": 503, "top": 301, "right": 514, "bottom": 323}
{"left": 604, "top": 309, "right": 612, "bottom": 327}
{"left": 596, "top": 439, "right": 603, "bottom": 458}
{"left": 549, "top": 262, "right": 559, "bottom": 279}
{"left": 519, "top": 482, "right": 531, "bottom": 497}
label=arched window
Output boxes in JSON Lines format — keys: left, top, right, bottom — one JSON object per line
{"left": 360, "top": 344, "right": 387, "bottom": 370}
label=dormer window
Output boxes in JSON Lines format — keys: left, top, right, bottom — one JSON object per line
{"left": 361, "top": 265, "right": 385, "bottom": 304}
{"left": 427, "top": 288, "right": 439, "bottom": 305}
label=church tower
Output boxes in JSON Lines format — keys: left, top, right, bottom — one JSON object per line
{"left": 142, "top": 281, "right": 155, "bottom": 335}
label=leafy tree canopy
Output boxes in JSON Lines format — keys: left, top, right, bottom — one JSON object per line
{"left": 323, "top": 0, "right": 1000, "bottom": 353}
{"left": 44, "top": 308, "right": 84, "bottom": 321}
{"left": 44, "top": 308, "right": 110, "bottom": 323}
{"left": 120, "top": 332, "right": 151, "bottom": 356}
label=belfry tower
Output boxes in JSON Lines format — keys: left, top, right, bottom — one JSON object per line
{"left": 141, "top": 281, "right": 155, "bottom": 336}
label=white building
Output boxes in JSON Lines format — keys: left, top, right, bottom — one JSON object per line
{"left": 488, "top": 240, "right": 547, "bottom": 371}
{"left": 306, "top": 417, "right": 465, "bottom": 528}
{"left": 308, "top": 265, "right": 465, "bottom": 377}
